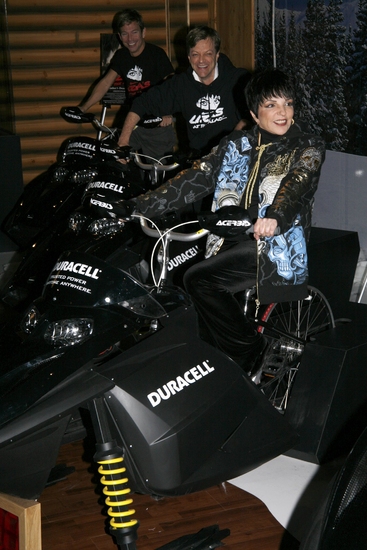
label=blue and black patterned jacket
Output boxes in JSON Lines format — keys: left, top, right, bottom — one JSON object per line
{"left": 132, "top": 121, "right": 325, "bottom": 303}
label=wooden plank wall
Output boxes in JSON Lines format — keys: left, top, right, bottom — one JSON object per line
{"left": 208, "top": 0, "right": 255, "bottom": 71}
{"left": 6, "top": 0, "right": 208, "bottom": 185}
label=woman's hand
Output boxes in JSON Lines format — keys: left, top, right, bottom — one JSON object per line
{"left": 253, "top": 218, "right": 278, "bottom": 240}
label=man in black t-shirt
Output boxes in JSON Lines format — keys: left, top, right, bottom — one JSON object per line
{"left": 77, "top": 9, "right": 176, "bottom": 159}
{"left": 117, "top": 26, "right": 250, "bottom": 159}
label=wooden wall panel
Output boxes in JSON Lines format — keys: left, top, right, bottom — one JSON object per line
{"left": 6, "top": 0, "right": 208, "bottom": 185}
{"left": 208, "top": 0, "right": 255, "bottom": 71}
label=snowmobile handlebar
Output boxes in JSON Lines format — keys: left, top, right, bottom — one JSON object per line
{"left": 137, "top": 205, "right": 280, "bottom": 242}
{"left": 131, "top": 152, "right": 180, "bottom": 174}
{"left": 138, "top": 215, "right": 209, "bottom": 242}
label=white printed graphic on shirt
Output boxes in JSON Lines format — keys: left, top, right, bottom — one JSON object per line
{"left": 196, "top": 95, "right": 220, "bottom": 110}
{"left": 127, "top": 66, "right": 143, "bottom": 81}
{"left": 189, "top": 94, "right": 226, "bottom": 129}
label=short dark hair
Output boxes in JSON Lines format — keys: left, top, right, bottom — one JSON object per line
{"left": 245, "top": 68, "right": 295, "bottom": 117}
{"left": 112, "top": 9, "right": 145, "bottom": 33}
{"left": 186, "top": 26, "right": 221, "bottom": 55}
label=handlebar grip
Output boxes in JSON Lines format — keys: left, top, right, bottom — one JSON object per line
{"left": 60, "top": 107, "right": 96, "bottom": 124}
{"left": 114, "top": 145, "right": 132, "bottom": 160}
{"left": 247, "top": 225, "right": 281, "bottom": 236}
{"left": 138, "top": 216, "right": 208, "bottom": 242}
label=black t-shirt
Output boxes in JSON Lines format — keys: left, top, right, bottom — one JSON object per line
{"left": 109, "top": 42, "right": 174, "bottom": 102}
{"left": 130, "top": 54, "right": 249, "bottom": 154}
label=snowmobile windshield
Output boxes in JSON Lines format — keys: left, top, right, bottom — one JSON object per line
{"left": 43, "top": 251, "right": 167, "bottom": 318}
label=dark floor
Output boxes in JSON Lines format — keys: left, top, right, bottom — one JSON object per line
{"left": 39, "top": 439, "right": 300, "bottom": 550}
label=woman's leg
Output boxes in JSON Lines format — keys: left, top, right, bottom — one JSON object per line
{"left": 183, "top": 239, "right": 265, "bottom": 367}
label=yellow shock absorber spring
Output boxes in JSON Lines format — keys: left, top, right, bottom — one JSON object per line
{"left": 98, "top": 456, "right": 138, "bottom": 530}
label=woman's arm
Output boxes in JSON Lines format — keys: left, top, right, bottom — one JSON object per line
{"left": 131, "top": 136, "right": 232, "bottom": 218}
{"left": 266, "top": 139, "right": 325, "bottom": 232}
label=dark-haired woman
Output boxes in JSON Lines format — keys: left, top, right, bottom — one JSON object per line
{"left": 127, "top": 69, "right": 326, "bottom": 372}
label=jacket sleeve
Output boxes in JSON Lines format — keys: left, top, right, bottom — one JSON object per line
{"left": 131, "top": 139, "right": 229, "bottom": 218}
{"left": 266, "top": 137, "right": 325, "bottom": 232}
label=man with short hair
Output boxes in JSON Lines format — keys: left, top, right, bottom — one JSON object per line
{"left": 118, "top": 26, "right": 249, "bottom": 158}
{"left": 74, "top": 9, "right": 176, "bottom": 159}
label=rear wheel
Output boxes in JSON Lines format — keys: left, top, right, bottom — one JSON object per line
{"left": 254, "top": 286, "right": 335, "bottom": 412}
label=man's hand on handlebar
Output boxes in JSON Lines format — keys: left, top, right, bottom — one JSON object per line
{"left": 114, "top": 142, "right": 133, "bottom": 164}
{"left": 114, "top": 145, "right": 133, "bottom": 163}
{"left": 253, "top": 218, "right": 278, "bottom": 240}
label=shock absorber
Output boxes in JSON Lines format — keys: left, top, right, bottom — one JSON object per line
{"left": 89, "top": 397, "right": 139, "bottom": 550}
{"left": 95, "top": 441, "right": 139, "bottom": 550}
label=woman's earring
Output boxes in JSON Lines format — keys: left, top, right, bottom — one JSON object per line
{"left": 291, "top": 118, "right": 295, "bottom": 125}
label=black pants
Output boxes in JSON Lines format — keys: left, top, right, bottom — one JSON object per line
{"left": 183, "top": 238, "right": 264, "bottom": 367}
